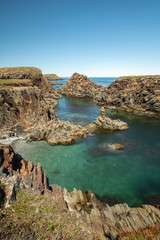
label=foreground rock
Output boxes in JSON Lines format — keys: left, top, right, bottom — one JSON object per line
{"left": 58, "top": 72, "right": 107, "bottom": 98}
{"left": 63, "top": 188, "right": 160, "bottom": 239}
{"left": 95, "top": 75, "right": 160, "bottom": 118}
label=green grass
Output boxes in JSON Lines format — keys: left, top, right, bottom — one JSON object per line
{"left": 120, "top": 75, "right": 160, "bottom": 78}
{"left": 0, "top": 189, "right": 96, "bottom": 240}
{"left": 0, "top": 67, "right": 42, "bottom": 75}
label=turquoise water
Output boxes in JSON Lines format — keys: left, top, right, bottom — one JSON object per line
{"left": 14, "top": 78, "right": 160, "bottom": 207}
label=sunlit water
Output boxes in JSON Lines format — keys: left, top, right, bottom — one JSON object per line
{"left": 13, "top": 78, "right": 160, "bottom": 207}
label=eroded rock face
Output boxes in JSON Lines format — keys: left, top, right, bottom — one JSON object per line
{"left": 0, "top": 144, "right": 49, "bottom": 193}
{"left": 27, "top": 118, "right": 88, "bottom": 145}
{"left": 58, "top": 72, "right": 107, "bottom": 98}
{"left": 63, "top": 188, "right": 160, "bottom": 239}
{"left": 0, "top": 67, "right": 62, "bottom": 140}
{"left": 95, "top": 76, "right": 160, "bottom": 118}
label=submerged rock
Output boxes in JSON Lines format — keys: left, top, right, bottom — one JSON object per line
{"left": 108, "top": 143, "right": 124, "bottom": 150}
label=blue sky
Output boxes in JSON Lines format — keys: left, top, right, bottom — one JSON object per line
{"left": 1, "top": 0, "right": 160, "bottom": 77}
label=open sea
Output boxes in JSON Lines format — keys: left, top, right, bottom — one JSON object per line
{"left": 13, "top": 78, "right": 160, "bottom": 207}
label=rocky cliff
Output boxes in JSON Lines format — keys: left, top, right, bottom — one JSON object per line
{"left": 58, "top": 72, "right": 107, "bottom": 98}
{"left": 0, "top": 144, "right": 160, "bottom": 240}
{"left": 0, "top": 67, "right": 89, "bottom": 144}
{"left": 95, "top": 75, "right": 160, "bottom": 118}
{"left": 58, "top": 73, "right": 160, "bottom": 118}
{"left": 0, "top": 68, "right": 129, "bottom": 145}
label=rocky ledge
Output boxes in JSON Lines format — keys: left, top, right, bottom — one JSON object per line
{"left": 1, "top": 144, "right": 160, "bottom": 240}
{"left": 58, "top": 72, "right": 107, "bottom": 98}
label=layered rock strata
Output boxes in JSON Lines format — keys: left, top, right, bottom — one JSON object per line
{"left": 58, "top": 72, "right": 107, "bottom": 98}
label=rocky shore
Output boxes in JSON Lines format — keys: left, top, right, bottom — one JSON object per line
{"left": 0, "top": 67, "right": 128, "bottom": 145}
{"left": 0, "top": 144, "right": 160, "bottom": 240}
{"left": 58, "top": 73, "right": 160, "bottom": 118}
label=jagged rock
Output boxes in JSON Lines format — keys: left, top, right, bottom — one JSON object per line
{"left": 58, "top": 72, "right": 107, "bottom": 98}
{"left": 93, "top": 116, "right": 128, "bottom": 131}
{"left": 0, "top": 144, "right": 49, "bottom": 193}
{"left": 27, "top": 119, "right": 88, "bottom": 145}
{"left": 63, "top": 188, "right": 160, "bottom": 239}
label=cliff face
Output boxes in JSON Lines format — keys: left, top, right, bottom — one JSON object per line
{"left": 58, "top": 72, "right": 107, "bottom": 99}
{"left": 0, "top": 67, "right": 60, "bottom": 139}
{"left": 95, "top": 76, "right": 160, "bottom": 118}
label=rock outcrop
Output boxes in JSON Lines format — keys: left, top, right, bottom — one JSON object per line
{"left": 44, "top": 73, "right": 63, "bottom": 80}
{"left": 95, "top": 75, "right": 160, "bottom": 118}
{"left": 58, "top": 73, "right": 160, "bottom": 118}
{"left": 87, "top": 107, "right": 128, "bottom": 132}
{"left": 27, "top": 118, "right": 88, "bottom": 145}
{"left": 0, "top": 68, "right": 90, "bottom": 145}
{"left": 58, "top": 72, "right": 107, "bottom": 98}
{"left": 63, "top": 187, "right": 160, "bottom": 239}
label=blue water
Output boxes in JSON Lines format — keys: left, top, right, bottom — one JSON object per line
{"left": 14, "top": 77, "right": 160, "bottom": 207}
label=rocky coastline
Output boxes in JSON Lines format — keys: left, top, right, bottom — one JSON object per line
{"left": 1, "top": 67, "right": 160, "bottom": 239}
{"left": 58, "top": 73, "right": 160, "bottom": 118}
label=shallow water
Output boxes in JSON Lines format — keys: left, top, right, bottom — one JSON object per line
{"left": 13, "top": 78, "right": 160, "bottom": 207}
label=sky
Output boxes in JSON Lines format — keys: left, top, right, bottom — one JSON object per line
{"left": 1, "top": 0, "right": 160, "bottom": 77}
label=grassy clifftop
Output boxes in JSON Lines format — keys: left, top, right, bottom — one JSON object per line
{"left": 0, "top": 67, "right": 42, "bottom": 79}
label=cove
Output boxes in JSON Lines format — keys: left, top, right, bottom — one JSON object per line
{"left": 13, "top": 78, "right": 160, "bottom": 207}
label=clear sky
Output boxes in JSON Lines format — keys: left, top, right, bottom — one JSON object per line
{"left": 1, "top": 0, "right": 160, "bottom": 77}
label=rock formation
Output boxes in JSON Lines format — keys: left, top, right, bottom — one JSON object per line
{"left": 44, "top": 73, "right": 63, "bottom": 80}
{"left": 58, "top": 72, "right": 107, "bottom": 99}
{"left": 63, "top": 187, "right": 160, "bottom": 239}
{"left": 0, "top": 67, "right": 89, "bottom": 145}
{"left": 95, "top": 75, "right": 160, "bottom": 118}
{"left": 58, "top": 73, "right": 160, "bottom": 118}
{"left": 87, "top": 107, "right": 128, "bottom": 132}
